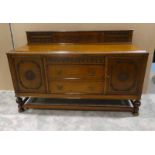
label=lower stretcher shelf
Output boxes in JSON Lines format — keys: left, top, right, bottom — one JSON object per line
{"left": 23, "top": 98, "right": 134, "bottom": 112}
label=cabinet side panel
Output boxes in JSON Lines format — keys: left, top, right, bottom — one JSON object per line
{"left": 7, "top": 54, "right": 19, "bottom": 92}
{"left": 138, "top": 54, "right": 149, "bottom": 95}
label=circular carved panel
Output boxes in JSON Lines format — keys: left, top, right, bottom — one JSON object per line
{"left": 109, "top": 59, "right": 137, "bottom": 92}
{"left": 24, "top": 70, "right": 36, "bottom": 81}
{"left": 17, "top": 61, "right": 42, "bottom": 89}
{"left": 118, "top": 72, "right": 129, "bottom": 81}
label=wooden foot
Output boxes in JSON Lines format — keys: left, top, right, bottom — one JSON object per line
{"left": 131, "top": 100, "right": 141, "bottom": 116}
{"left": 16, "top": 97, "right": 29, "bottom": 113}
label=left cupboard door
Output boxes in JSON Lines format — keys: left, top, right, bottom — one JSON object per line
{"left": 8, "top": 55, "right": 46, "bottom": 93}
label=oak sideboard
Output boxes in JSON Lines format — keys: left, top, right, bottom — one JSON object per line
{"left": 7, "top": 30, "right": 148, "bottom": 115}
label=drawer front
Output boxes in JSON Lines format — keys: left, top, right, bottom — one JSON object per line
{"left": 47, "top": 65, "right": 104, "bottom": 80}
{"left": 49, "top": 81, "right": 104, "bottom": 94}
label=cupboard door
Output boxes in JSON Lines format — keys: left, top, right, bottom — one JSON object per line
{"left": 106, "top": 56, "right": 146, "bottom": 95}
{"left": 14, "top": 56, "right": 46, "bottom": 93}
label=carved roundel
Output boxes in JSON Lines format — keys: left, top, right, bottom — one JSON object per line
{"left": 118, "top": 72, "right": 129, "bottom": 81}
{"left": 24, "top": 70, "right": 36, "bottom": 81}
{"left": 17, "top": 60, "right": 42, "bottom": 90}
{"left": 108, "top": 58, "right": 138, "bottom": 93}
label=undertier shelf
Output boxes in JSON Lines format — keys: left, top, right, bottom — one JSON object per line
{"left": 24, "top": 98, "right": 134, "bottom": 112}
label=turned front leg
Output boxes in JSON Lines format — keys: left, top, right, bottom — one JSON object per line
{"left": 16, "top": 97, "right": 29, "bottom": 113}
{"left": 131, "top": 100, "right": 141, "bottom": 116}
{"left": 16, "top": 97, "right": 25, "bottom": 112}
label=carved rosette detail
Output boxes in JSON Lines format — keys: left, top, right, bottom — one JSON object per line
{"left": 109, "top": 59, "right": 138, "bottom": 92}
{"left": 118, "top": 72, "right": 129, "bottom": 81}
{"left": 24, "top": 70, "right": 36, "bottom": 80}
{"left": 17, "top": 60, "right": 43, "bottom": 90}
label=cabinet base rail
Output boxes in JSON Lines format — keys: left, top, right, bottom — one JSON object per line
{"left": 16, "top": 97, "right": 141, "bottom": 116}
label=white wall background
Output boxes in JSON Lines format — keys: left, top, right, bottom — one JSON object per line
{"left": 0, "top": 24, "right": 13, "bottom": 90}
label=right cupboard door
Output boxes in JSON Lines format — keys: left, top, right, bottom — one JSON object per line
{"left": 106, "top": 55, "right": 147, "bottom": 95}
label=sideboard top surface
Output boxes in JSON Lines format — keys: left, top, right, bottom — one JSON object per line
{"left": 12, "top": 44, "right": 147, "bottom": 54}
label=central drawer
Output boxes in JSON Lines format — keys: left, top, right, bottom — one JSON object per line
{"left": 47, "top": 64, "right": 104, "bottom": 80}
{"left": 49, "top": 81, "right": 104, "bottom": 94}
{"left": 46, "top": 61, "right": 105, "bottom": 94}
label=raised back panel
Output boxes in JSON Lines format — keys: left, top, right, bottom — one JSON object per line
{"left": 26, "top": 30, "right": 133, "bottom": 44}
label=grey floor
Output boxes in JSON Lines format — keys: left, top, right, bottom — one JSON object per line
{"left": 0, "top": 66, "right": 155, "bottom": 130}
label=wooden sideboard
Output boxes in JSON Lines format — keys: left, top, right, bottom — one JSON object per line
{"left": 7, "top": 30, "right": 148, "bottom": 115}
